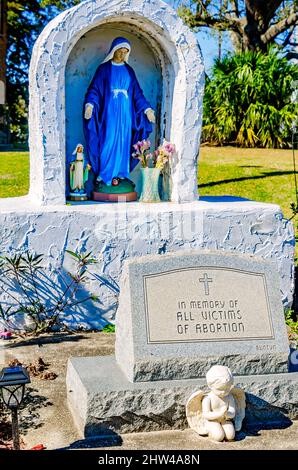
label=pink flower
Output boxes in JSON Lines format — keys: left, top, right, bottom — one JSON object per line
{"left": 134, "top": 140, "right": 175, "bottom": 170}
{"left": 0, "top": 331, "right": 12, "bottom": 339}
{"left": 133, "top": 139, "right": 151, "bottom": 156}
{"left": 142, "top": 140, "right": 151, "bottom": 150}
{"left": 164, "top": 142, "right": 175, "bottom": 154}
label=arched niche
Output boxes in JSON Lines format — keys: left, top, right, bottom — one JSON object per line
{"left": 29, "top": 0, "right": 204, "bottom": 205}
{"left": 65, "top": 18, "right": 171, "bottom": 197}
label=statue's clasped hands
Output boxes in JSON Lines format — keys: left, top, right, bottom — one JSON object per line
{"left": 218, "top": 404, "right": 229, "bottom": 420}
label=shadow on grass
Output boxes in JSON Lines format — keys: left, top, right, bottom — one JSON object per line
{"left": 198, "top": 170, "right": 297, "bottom": 189}
{"left": 239, "top": 165, "right": 264, "bottom": 168}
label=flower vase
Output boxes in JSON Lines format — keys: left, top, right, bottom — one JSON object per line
{"left": 139, "top": 167, "right": 161, "bottom": 203}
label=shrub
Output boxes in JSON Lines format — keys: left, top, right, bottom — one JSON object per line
{"left": 0, "top": 250, "right": 98, "bottom": 335}
{"left": 203, "top": 48, "right": 298, "bottom": 148}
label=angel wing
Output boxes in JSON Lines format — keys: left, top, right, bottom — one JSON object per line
{"left": 231, "top": 387, "right": 246, "bottom": 431}
{"left": 185, "top": 390, "right": 208, "bottom": 436}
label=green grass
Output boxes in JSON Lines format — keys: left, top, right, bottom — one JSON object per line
{"left": 199, "top": 146, "right": 297, "bottom": 224}
{"left": 0, "top": 148, "right": 296, "bottom": 239}
{"left": 0, "top": 152, "right": 29, "bottom": 197}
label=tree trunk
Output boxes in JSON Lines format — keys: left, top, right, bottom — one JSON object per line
{"left": 0, "top": 0, "right": 7, "bottom": 104}
{"left": 243, "top": 1, "right": 268, "bottom": 51}
{"left": 243, "top": 0, "right": 284, "bottom": 51}
{"left": 230, "top": 30, "right": 244, "bottom": 53}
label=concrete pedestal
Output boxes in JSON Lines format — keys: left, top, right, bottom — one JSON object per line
{"left": 66, "top": 355, "right": 298, "bottom": 438}
{"left": 0, "top": 196, "right": 294, "bottom": 328}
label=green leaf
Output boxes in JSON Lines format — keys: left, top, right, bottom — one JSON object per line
{"left": 102, "top": 324, "right": 116, "bottom": 333}
{"left": 203, "top": 48, "right": 298, "bottom": 148}
{"left": 66, "top": 250, "right": 81, "bottom": 260}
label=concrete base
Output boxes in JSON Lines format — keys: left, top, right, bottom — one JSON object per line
{"left": 0, "top": 195, "right": 294, "bottom": 328}
{"left": 66, "top": 355, "right": 298, "bottom": 438}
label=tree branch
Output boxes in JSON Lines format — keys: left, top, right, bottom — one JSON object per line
{"left": 182, "top": 7, "right": 244, "bottom": 33}
{"left": 261, "top": 11, "right": 298, "bottom": 44}
{"left": 230, "top": 0, "right": 240, "bottom": 17}
{"left": 245, "top": 0, "right": 284, "bottom": 24}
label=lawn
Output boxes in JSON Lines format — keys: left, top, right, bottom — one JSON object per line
{"left": 198, "top": 146, "right": 297, "bottom": 224}
{"left": 0, "top": 151, "right": 29, "bottom": 198}
{"left": 0, "top": 147, "right": 296, "bottom": 226}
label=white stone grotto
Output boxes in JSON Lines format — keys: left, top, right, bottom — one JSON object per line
{"left": 0, "top": 0, "right": 294, "bottom": 328}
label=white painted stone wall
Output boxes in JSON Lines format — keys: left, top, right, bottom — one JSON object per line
{"left": 29, "top": 0, "right": 205, "bottom": 205}
{"left": 0, "top": 0, "right": 293, "bottom": 330}
{"left": 0, "top": 197, "right": 294, "bottom": 328}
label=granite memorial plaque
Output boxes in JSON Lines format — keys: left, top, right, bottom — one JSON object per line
{"left": 115, "top": 250, "right": 289, "bottom": 382}
{"left": 144, "top": 267, "right": 273, "bottom": 343}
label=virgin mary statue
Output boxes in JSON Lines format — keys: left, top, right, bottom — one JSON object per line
{"left": 83, "top": 37, "right": 155, "bottom": 188}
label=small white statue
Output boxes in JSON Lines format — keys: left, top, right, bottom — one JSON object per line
{"left": 186, "top": 365, "right": 246, "bottom": 442}
{"left": 69, "top": 143, "right": 91, "bottom": 200}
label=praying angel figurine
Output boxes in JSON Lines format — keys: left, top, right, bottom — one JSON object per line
{"left": 186, "top": 365, "right": 246, "bottom": 442}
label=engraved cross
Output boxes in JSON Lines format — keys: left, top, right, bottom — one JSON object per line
{"left": 199, "top": 273, "right": 213, "bottom": 296}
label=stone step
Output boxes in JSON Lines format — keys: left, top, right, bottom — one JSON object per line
{"left": 67, "top": 355, "right": 298, "bottom": 438}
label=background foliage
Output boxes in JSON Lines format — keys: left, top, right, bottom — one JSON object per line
{"left": 6, "top": 1, "right": 81, "bottom": 142}
{"left": 203, "top": 48, "right": 298, "bottom": 147}
{"left": 178, "top": 0, "right": 298, "bottom": 55}
{"left": 4, "top": 0, "right": 298, "bottom": 148}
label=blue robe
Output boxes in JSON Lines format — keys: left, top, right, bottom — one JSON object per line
{"left": 83, "top": 60, "right": 153, "bottom": 185}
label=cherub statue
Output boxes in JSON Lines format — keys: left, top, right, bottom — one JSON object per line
{"left": 186, "top": 365, "right": 246, "bottom": 442}
{"left": 69, "top": 143, "right": 91, "bottom": 200}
